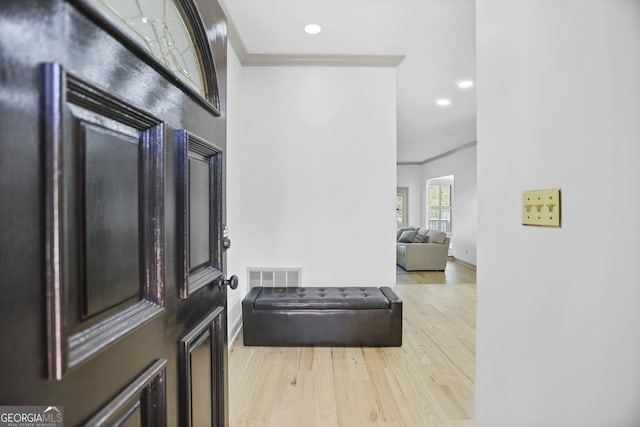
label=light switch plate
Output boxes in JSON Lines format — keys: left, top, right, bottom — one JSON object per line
{"left": 523, "top": 189, "right": 561, "bottom": 227}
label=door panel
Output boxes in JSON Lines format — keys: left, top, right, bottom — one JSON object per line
{"left": 176, "top": 130, "right": 224, "bottom": 299}
{"left": 189, "top": 159, "right": 212, "bottom": 270}
{"left": 84, "top": 359, "right": 167, "bottom": 426}
{"left": 179, "top": 307, "right": 225, "bottom": 427}
{"left": 44, "top": 63, "right": 165, "bottom": 377}
{"left": 0, "top": 0, "right": 229, "bottom": 425}
{"left": 82, "top": 123, "right": 141, "bottom": 318}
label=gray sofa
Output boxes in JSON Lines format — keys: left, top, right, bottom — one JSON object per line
{"left": 396, "top": 227, "right": 450, "bottom": 271}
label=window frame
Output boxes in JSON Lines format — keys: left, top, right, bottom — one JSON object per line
{"left": 427, "top": 177, "right": 454, "bottom": 234}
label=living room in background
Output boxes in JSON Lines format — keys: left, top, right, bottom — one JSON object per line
{"left": 397, "top": 187, "right": 409, "bottom": 228}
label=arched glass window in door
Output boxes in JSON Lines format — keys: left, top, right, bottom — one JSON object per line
{"left": 86, "top": 0, "right": 220, "bottom": 113}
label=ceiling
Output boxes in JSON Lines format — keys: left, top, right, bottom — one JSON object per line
{"left": 219, "top": 0, "right": 476, "bottom": 163}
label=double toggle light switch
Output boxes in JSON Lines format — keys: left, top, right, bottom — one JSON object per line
{"left": 523, "top": 189, "right": 561, "bottom": 227}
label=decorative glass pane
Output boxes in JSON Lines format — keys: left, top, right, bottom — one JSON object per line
{"left": 429, "top": 185, "right": 439, "bottom": 206}
{"left": 92, "top": 0, "right": 206, "bottom": 98}
{"left": 441, "top": 185, "right": 451, "bottom": 207}
{"left": 441, "top": 208, "right": 451, "bottom": 221}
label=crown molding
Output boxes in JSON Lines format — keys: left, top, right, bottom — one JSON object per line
{"left": 242, "top": 53, "right": 405, "bottom": 67}
{"left": 219, "top": 1, "right": 404, "bottom": 68}
{"left": 218, "top": 1, "right": 248, "bottom": 61}
{"left": 397, "top": 140, "right": 477, "bottom": 166}
{"left": 227, "top": 22, "right": 248, "bottom": 62}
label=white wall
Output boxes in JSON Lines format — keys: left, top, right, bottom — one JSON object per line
{"left": 239, "top": 65, "right": 396, "bottom": 285}
{"left": 225, "top": 43, "right": 245, "bottom": 343}
{"left": 226, "top": 62, "right": 397, "bottom": 338}
{"left": 396, "top": 164, "right": 422, "bottom": 228}
{"left": 423, "top": 145, "right": 477, "bottom": 265}
{"left": 476, "top": 1, "right": 640, "bottom": 426}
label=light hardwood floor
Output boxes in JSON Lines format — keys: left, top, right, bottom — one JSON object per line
{"left": 229, "top": 260, "right": 476, "bottom": 426}
{"left": 396, "top": 258, "right": 476, "bottom": 285}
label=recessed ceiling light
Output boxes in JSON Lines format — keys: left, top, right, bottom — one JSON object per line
{"left": 457, "top": 80, "right": 474, "bottom": 89}
{"left": 436, "top": 99, "right": 451, "bottom": 106}
{"left": 304, "top": 24, "right": 322, "bottom": 35}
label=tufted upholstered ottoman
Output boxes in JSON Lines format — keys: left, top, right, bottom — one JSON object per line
{"left": 242, "top": 287, "right": 402, "bottom": 347}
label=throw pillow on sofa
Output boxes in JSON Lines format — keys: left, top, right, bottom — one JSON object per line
{"left": 427, "top": 230, "right": 447, "bottom": 244}
{"left": 413, "top": 228, "right": 429, "bottom": 243}
{"left": 398, "top": 230, "right": 418, "bottom": 243}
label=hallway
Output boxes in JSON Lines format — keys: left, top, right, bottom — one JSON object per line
{"left": 229, "top": 262, "right": 476, "bottom": 426}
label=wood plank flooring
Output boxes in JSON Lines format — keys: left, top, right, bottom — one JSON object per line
{"left": 229, "top": 260, "right": 477, "bottom": 426}
{"left": 396, "top": 258, "right": 476, "bottom": 285}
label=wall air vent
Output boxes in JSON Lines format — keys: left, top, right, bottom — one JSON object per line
{"left": 247, "top": 268, "right": 301, "bottom": 288}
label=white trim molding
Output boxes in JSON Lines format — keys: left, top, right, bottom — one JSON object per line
{"left": 398, "top": 140, "right": 477, "bottom": 166}
{"left": 219, "top": 1, "right": 404, "bottom": 68}
{"left": 452, "top": 257, "right": 476, "bottom": 270}
{"left": 227, "top": 300, "right": 243, "bottom": 349}
{"left": 243, "top": 54, "right": 405, "bottom": 68}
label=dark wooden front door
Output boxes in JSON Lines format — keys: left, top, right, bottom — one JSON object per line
{"left": 0, "top": 0, "right": 231, "bottom": 425}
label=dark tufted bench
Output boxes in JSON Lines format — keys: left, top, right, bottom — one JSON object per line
{"left": 242, "top": 287, "right": 402, "bottom": 347}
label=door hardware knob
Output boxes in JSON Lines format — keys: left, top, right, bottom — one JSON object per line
{"left": 221, "top": 275, "right": 238, "bottom": 290}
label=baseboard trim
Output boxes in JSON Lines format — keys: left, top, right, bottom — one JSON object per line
{"left": 229, "top": 324, "right": 242, "bottom": 349}
{"left": 228, "top": 318, "right": 242, "bottom": 349}
{"left": 228, "top": 302, "right": 243, "bottom": 349}
{"left": 452, "top": 257, "right": 476, "bottom": 269}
